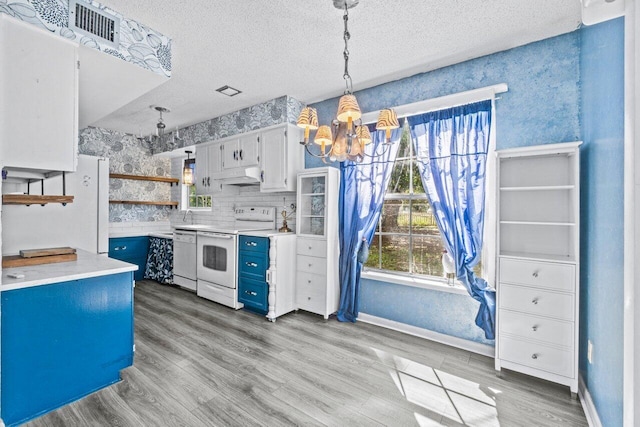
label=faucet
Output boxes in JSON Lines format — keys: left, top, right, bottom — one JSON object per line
{"left": 183, "top": 209, "right": 193, "bottom": 224}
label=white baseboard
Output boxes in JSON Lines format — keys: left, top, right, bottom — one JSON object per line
{"left": 579, "top": 374, "right": 603, "bottom": 427}
{"left": 358, "top": 313, "right": 495, "bottom": 358}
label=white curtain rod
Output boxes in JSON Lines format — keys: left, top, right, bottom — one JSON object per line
{"left": 360, "top": 83, "right": 508, "bottom": 124}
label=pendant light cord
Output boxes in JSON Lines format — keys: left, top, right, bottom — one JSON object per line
{"left": 343, "top": 2, "right": 353, "bottom": 95}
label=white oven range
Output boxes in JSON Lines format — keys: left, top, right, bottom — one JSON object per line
{"left": 196, "top": 207, "right": 276, "bottom": 309}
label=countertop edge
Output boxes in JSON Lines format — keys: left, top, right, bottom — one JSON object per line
{"left": 2, "top": 251, "right": 138, "bottom": 292}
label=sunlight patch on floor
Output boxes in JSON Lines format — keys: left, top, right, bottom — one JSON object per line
{"left": 372, "top": 347, "right": 501, "bottom": 426}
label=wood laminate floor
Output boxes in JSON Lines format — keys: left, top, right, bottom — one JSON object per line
{"left": 27, "top": 280, "right": 587, "bottom": 427}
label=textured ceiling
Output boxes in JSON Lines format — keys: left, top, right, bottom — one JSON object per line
{"left": 94, "top": 0, "right": 582, "bottom": 135}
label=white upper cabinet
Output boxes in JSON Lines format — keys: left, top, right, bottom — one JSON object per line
{"left": 222, "top": 133, "right": 260, "bottom": 170}
{"left": 260, "top": 124, "right": 303, "bottom": 192}
{"left": 195, "top": 142, "right": 223, "bottom": 195}
{"left": 1, "top": 15, "right": 78, "bottom": 172}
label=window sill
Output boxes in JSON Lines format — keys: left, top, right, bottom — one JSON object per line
{"left": 181, "top": 207, "right": 211, "bottom": 212}
{"left": 361, "top": 270, "right": 469, "bottom": 295}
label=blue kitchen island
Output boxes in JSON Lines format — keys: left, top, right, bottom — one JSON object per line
{"left": 1, "top": 250, "right": 137, "bottom": 427}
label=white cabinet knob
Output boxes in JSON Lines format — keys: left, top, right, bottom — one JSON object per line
{"left": 532, "top": 325, "right": 538, "bottom": 332}
{"left": 531, "top": 354, "right": 538, "bottom": 360}
{"left": 532, "top": 298, "right": 539, "bottom": 305}
{"left": 532, "top": 272, "right": 539, "bottom": 278}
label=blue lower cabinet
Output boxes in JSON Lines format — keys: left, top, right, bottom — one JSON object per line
{"left": 1, "top": 272, "right": 134, "bottom": 427}
{"left": 238, "top": 277, "right": 268, "bottom": 313}
{"left": 238, "top": 236, "right": 269, "bottom": 315}
{"left": 109, "top": 236, "right": 149, "bottom": 281}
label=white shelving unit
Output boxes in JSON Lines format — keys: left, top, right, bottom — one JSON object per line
{"left": 295, "top": 167, "right": 340, "bottom": 319}
{"left": 494, "top": 141, "right": 581, "bottom": 394}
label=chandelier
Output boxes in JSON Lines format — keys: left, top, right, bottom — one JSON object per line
{"left": 297, "top": 0, "right": 399, "bottom": 163}
{"left": 138, "top": 106, "right": 180, "bottom": 154}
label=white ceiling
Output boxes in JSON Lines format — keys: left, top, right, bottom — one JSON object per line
{"left": 94, "top": 0, "right": 582, "bottom": 136}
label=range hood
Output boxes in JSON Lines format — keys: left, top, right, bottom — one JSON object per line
{"left": 211, "top": 166, "right": 260, "bottom": 185}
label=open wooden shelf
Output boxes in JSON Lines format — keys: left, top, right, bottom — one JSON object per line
{"left": 109, "top": 200, "right": 178, "bottom": 208}
{"left": 109, "top": 173, "right": 179, "bottom": 185}
{"left": 2, "top": 194, "right": 74, "bottom": 205}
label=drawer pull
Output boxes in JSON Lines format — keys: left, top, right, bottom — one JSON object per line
{"left": 307, "top": 296, "right": 311, "bottom": 300}
{"left": 308, "top": 263, "right": 313, "bottom": 267}
{"left": 246, "top": 262, "right": 258, "bottom": 268}
{"left": 307, "top": 280, "right": 311, "bottom": 284}
{"left": 308, "top": 246, "right": 312, "bottom": 250}
{"left": 245, "top": 290, "right": 258, "bottom": 296}
{"left": 532, "top": 272, "right": 539, "bottom": 278}
{"left": 246, "top": 242, "right": 258, "bottom": 247}
{"left": 532, "top": 325, "right": 538, "bottom": 332}
{"left": 531, "top": 353, "right": 538, "bottom": 360}
{"left": 532, "top": 298, "right": 539, "bottom": 305}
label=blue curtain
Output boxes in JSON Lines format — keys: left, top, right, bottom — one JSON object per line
{"left": 337, "top": 126, "right": 402, "bottom": 322}
{"left": 407, "top": 100, "right": 496, "bottom": 339}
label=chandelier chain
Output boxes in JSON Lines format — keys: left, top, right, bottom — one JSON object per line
{"left": 342, "top": 2, "right": 352, "bottom": 94}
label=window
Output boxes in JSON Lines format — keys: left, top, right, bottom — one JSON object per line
{"left": 364, "top": 121, "right": 481, "bottom": 280}
{"left": 180, "top": 157, "right": 211, "bottom": 209}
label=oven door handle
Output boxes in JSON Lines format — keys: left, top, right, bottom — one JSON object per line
{"left": 199, "top": 232, "right": 234, "bottom": 239}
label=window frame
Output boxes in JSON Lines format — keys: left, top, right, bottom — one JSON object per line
{"left": 179, "top": 155, "right": 212, "bottom": 212}
{"left": 357, "top": 85, "right": 503, "bottom": 293}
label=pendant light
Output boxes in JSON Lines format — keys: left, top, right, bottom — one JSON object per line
{"left": 183, "top": 150, "right": 195, "bottom": 186}
{"left": 297, "top": 0, "right": 399, "bottom": 163}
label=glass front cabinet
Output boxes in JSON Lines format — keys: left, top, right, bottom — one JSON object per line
{"left": 295, "top": 167, "right": 340, "bottom": 318}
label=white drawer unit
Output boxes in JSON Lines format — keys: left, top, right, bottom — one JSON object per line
{"left": 499, "top": 284, "right": 574, "bottom": 320}
{"left": 500, "top": 258, "right": 575, "bottom": 292}
{"left": 495, "top": 142, "right": 581, "bottom": 394}
{"left": 295, "top": 168, "right": 340, "bottom": 319}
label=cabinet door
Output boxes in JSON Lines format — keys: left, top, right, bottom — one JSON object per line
{"left": 238, "top": 133, "right": 260, "bottom": 168}
{"left": 195, "top": 145, "right": 210, "bottom": 194}
{"left": 207, "top": 142, "right": 224, "bottom": 193}
{"left": 1, "top": 16, "right": 78, "bottom": 171}
{"left": 297, "top": 174, "right": 327, "bottom": 237}
{"left": 260, "top": 127, "right": 287, "bottom": 192}
{"left": 221, "top": 140, "right": 238, "bottom": 170}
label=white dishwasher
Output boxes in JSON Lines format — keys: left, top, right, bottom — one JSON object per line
{"left": 173, "top": 230, "right": 197, "bottom": 291}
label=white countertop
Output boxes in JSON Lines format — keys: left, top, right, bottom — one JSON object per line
{"left": 2, "top": 249, "right": 138, "bottom": 292}
{"left": 109, "top": 230, "right": 173, "bottom": 238}
{"left": 238, "top": 230, "right": 297, "bottom": 238}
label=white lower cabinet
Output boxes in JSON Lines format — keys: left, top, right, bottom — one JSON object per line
{"left": 295, "top": 168, "right": 340, "bottom": 319}
{"left": 495, "top": 142, "right": 580, "bottom": 394}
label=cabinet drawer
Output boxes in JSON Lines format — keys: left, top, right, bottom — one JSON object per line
{"left": 500, "top": 258, "right": 574, "bottom": 292}
{"left": 297, "top": 238, "right": 327, "bottom": 257}
{"left": 238, "top": 278, "right": 268, "bottom": 313}
{"left": 297, "top": 271, "right": 326, "bottom": 299}
{"left": 499, "top": 310, "right": 573, "bottom": 347}
{"left": 499, "top": 284, "right": 574, "bottom": 321}
{"left": 239, "top": 235, "right": 269, "bottom": 253}
{"left": 238, "top": 252, "right": 268, "bottom": 280}
{"left": 499, "top": 336, "right": 573, "bottom": 378}
{"left": 109, "top": 237, "right": 149, "bottom": 256}
{"left": 296, "top": 255, "right": 327, "bottom": 276}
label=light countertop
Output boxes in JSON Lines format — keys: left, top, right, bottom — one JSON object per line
{"left": 109, "top": 230, "right": 173, "bottom": 238}
{"left": 238, "top": 230, "right": 297, "bottom": 238}
{"left": 2, "top": 249, "right": 138, "bottom": 292}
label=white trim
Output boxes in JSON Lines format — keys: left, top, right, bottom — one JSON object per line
{"left": 579, "top": 374, "right": 604, "bottom": 427}
{"left": 624, "top": 0, "right": 640, "bottom": 425}
{"left": 362, "top": 270, "right": 469, "bottom": 295}
{"left": 358, "top": 312, "right": 495, "bottom": 358}
{"left": 360, "top": 83, "right": 508, "bottom": 124}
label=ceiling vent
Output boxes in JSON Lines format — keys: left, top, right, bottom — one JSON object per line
{"left": 69, "top": 0, "right": 120, "bottom": 48}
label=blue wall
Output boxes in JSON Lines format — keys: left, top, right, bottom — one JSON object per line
{"left": 309, "top": 31, "right": 582, "bottom": 344}
{"left": 579, "top": 17, "right": 625, "bottom": 427}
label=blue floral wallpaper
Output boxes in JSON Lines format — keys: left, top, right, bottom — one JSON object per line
{"left": 0, "top": 0, "right": 171, "bottom": 77}
{"left": 158, "top": 96, "right": 304, "bottom": 152}
{"left": 79, "top": 127, "right": 172, "bottom": 222}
